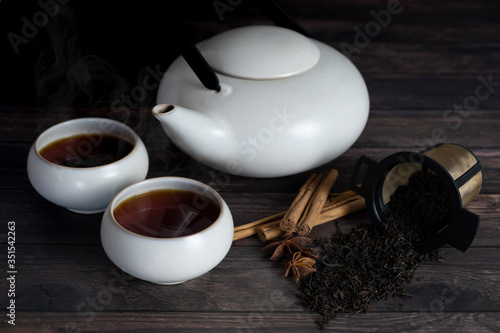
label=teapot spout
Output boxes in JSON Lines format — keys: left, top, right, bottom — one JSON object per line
{"left": 152, "top": 104, "right": 234, "bottom": 169}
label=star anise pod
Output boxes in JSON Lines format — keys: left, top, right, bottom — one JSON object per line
{"left": 283, "top": 252, "right": 316, "bottom": 282}
{"left": 262, "top": 234, "right": 315, "bottom": 260}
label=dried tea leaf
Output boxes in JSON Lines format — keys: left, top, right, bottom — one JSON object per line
{"left": 296, "top": 170, "right": 445, "bottom": 329}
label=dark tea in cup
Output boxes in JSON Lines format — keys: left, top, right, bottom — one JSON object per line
{"left": 113, "top": 189, "right": 220, "bottom": 238}
{"left": 39, "top": 133, "right": 133, "bottom": 168}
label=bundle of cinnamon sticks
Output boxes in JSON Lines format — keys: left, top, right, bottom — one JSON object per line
{"left": 233, "top": 169, "right": 366, "bottom": 242}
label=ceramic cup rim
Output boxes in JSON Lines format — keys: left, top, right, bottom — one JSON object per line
{"left": 108, "top": 176, "right": 225, "bottom": 240}
{"left": 34, "top": 117, "right": 140, "bottom": 170}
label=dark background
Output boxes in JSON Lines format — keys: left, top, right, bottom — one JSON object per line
{"left": 0, "top": 0, "right": 321, "bottom": 108}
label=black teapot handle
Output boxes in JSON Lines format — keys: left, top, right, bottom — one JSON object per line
{"left": 256, "top": 0, "right": 309, "bottom": 36}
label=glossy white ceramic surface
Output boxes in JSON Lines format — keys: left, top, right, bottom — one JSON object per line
{"left": 27, "top": 118, "right": 149, "bottom": 214}
{"left": 155, "top": 25, "right": 369, "bottom": 178}
{"left": 100, "top": 177, "right": 234, "bottom": 285}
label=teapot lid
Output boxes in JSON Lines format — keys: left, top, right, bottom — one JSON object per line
{"left": 198, "top": 25, "right": 320, "bottom": 80}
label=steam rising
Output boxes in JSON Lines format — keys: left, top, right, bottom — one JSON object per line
{"left": 34, "top": 6, "right": 128, "bottom": 115}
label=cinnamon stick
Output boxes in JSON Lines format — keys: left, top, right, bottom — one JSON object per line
{"left": 257, "top": 221, "right": 287, "bottom": 242}
{"left": 296, "top": 169, "right": 339, "bottom": 236}
{"left": 259, "top": 196, "right": 365, "bottom": 241}
{"left": 233, "top": 212, "right": 285, "bottom": 241}
{"left": 323, "top": 190, "right": 357, "bottom": 209}
{"left": 232, "top": 190, "right": 364, "bottom": 242}
{"left": 234, "top": 211, "right": 285, "bottom": 232}
{"left": 280, "top": 173, "right": 322, "bottom": 233}
{"left": 233, "top": 227, "right": 259, "bottom": 241}
{"left": 324, "top": 194, "right": 360, "bottom": 211}
{"left": 317, "top": 196, "right": 365, "bottom": 225}
{"left": 327, "top": 190, "right": 357, "bottom": 203}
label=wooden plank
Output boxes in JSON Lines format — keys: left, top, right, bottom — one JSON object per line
{"left": 364, "top": 78, "right": 500, "bottom": 110}
{"left": 0, "top": 188, "right": 497, "bottom": 245}
{"left": 1, "top": 245, "right": 498, "bottom": 313}
{"left": 2, "top": 311, "right": 500, "bottom": 332}
{"left": 348, "top": 44, "right": 500, "bottom": 77}
{"left": 4, "top": 144, "right": 499, "bottom": 193}
{"left": 2, "top": 106, "right": 499, "bottom": 148}
{"left": 356, "top": 110, "right": 500, "bottom": 148}
{"left": 305, "top": 18, "right": 500, "bottom": 45}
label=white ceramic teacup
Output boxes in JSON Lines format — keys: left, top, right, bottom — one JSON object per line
{"left": 100, "top": 177, "right": 234, "bottom": 285}
{"left": 27, "top": 118, "right": 149, "bottom": 214}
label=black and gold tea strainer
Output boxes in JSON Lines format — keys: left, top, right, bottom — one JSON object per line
{"left": 351, "top": 143, "right": 483, "bottom": 252}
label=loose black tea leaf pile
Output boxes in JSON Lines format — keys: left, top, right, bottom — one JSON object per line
{"left": 386, "top": 168, "right": 452, "bottom": 241}
{"left": 298, "top": 169, "right": 448, "bottom": 329}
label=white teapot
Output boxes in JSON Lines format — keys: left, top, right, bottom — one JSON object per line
{"left": 154, "top": 25, "right": 369, "bottom": 177}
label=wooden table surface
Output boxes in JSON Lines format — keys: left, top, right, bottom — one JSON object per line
{"left": 1, "top": 0, "right": 499, "bottom": 332}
